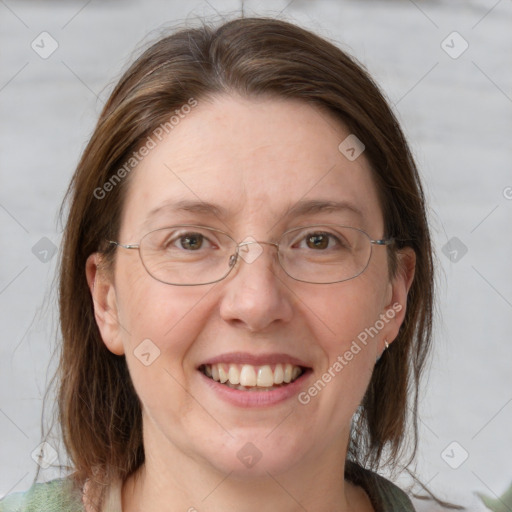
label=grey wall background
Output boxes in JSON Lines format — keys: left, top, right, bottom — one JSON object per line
{"left": 1, "top": 0, "right": 511, "bottom": 510}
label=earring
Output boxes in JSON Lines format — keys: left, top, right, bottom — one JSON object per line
{"left": 375, "top": 339, "right": 389, "bottom": 363}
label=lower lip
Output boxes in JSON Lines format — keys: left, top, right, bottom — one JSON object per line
{"left": 198, "top": 370, "right": 312, "bottom": 408}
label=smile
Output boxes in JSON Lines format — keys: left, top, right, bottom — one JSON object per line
{"left": 199, "top": 363, "right": 305, "bottom": 391}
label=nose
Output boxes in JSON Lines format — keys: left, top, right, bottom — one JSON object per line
{"left": 219, "top": 240, "right": 294, "bottom": 332}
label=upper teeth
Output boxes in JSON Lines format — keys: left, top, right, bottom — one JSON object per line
{"left": 203, "top": 363, "right": 302, "bottom": 387}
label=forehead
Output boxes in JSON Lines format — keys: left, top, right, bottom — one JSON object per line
{"left": 120, "top": 94, "right": 383, "bottom": 237}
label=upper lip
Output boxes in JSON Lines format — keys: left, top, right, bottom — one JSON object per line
{"left": 198, "top": 352, "right": 311, "bottom": 369}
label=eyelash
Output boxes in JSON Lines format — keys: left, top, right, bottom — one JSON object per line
{"left": 165, "top": 230, "right": 345, "bottom": 251}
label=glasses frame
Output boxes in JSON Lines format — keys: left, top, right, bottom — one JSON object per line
{"left": 108, "top": 224, "right": 395, "bottom": 286}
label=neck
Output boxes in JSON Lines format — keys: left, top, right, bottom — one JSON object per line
{"left": 121, "top": 421, "right": 370, "bottom": 512}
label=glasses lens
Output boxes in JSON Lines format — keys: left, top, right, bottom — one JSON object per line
{"left": 139, "top": 226, "right": 236, "bottom": 285}
{"left": 278, "top": 225, "right": 372, "bottom": 283}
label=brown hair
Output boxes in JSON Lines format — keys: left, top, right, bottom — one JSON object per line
{"left": 44, "top": 15, "right": 462, "bottom": 510}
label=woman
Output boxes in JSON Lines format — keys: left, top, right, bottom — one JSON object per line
{"left": 0, "top": 16, "right": 463, "bottom": 512}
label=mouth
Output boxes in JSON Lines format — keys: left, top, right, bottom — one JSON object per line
{"left": 198, "top": 363, "right": 308, "bottom": 392}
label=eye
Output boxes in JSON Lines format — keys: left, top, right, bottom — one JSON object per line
{"left": 178, "top": 233, "right": 205, "bottom": 250}
{"left": 304, "top": 232, "right": 331, "bottom": 250}
{"left": 164, "top": 231, "right": 214, "bottom": 251}
{"left": 296, "top": 231, "right": 342, "bottom": 250}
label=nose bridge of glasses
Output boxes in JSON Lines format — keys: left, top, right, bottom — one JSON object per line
{"left": 236, "top": 240, "right": 280, "bottom": 262}
{"left": 237, "top": 240, "right": 279, "bottom": 250}
{"left": 229, "top": 239, "right": 280, "bottom": 270}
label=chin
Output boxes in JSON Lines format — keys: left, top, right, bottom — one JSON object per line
{"left": 199, "top": 434, "right": 306, "bottom": 479}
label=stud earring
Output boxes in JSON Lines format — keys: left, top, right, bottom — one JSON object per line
{"left": 375, "top": 339, "right": 389, "bottom": 363}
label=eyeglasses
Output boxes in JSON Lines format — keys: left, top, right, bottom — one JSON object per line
{"left": 108, "top": 224, "right": 394, "bottom": 286}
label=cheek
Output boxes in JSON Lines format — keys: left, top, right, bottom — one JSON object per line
{"left": 114, "top": 268, "right": 218, "bottom": 418}
{"left": 114, "top": 260, "right": 214, "bottom": 371}
{"left": 118, "top": 257, "right": 190, "bottom": 330}
{"left": 305, "top": 274, "right": 387, "bottom": 352}
{"left": 297, "top": 271, "right": 388, "bottom": 406}
{"left": 297, "top": 280, "right": 384, "bottom": 425}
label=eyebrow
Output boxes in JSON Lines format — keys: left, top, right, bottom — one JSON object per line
{"left": 284, "top": 199, "right": 364, "bottom": 220}
{"left": 144, "top": 198, "right": 364, "bottom": 227}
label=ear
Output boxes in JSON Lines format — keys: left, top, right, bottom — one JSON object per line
{"left": 380, "top": 247, "right": 416, "bottom": 346}
{"left": 85, "top": 253, "right": 125, "bottom": 356}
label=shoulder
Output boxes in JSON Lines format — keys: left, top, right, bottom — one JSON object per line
{"left": 0, "top": 478, "right": 85, "bottom": 512}
{"left": 345, "top": 460, "right": 417, "bottom": 512}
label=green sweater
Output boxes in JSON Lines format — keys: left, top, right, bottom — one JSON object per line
{"left": 0, "top": 463, "right": 416, "bottom": 511}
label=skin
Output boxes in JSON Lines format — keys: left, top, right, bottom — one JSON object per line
{"left": 86, "top": 94, "right": 415, "bottom": 512}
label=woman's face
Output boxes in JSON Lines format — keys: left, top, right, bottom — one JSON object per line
{"left": 88, "top": 94, "right": 413, "bottom": 479}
